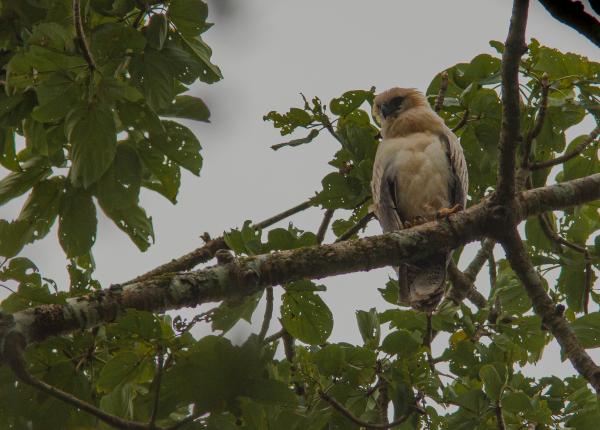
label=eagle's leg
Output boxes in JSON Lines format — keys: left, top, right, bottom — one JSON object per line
{"left": 436, "top": 204, "right": 463, "bottom": 219}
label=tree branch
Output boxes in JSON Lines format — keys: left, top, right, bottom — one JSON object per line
{"left": 495, "top": 401, "right": 507, "bottom": 430}
{"left": 538, "top": 212, "right": 593, "bottom": 313}
{"left": 149, "top": 348, "right": 165, "bottom": 429}
{"left": 1, "top": 174, "right": 599, "bottom": 348}
{"left": 3, "top": 332, "right": 158, "bottom": 430}
{"left": 537, "top": 0, "right": 600, "bottom": 47}
{"left": 257, "top": 287, "right": 274, "bottom": 341}
{"left": 434, "top": 71, "right": 449, "bottom": 113}
{"left": 500, "top": 228, "right": 600, "bottom": 392}
{"left": 72, "top": 0, "right": 97, "bottom": 71}
{"left": 529, "top": 126, "right": 599, "bottom": 170}
{"left": 522, "top": 73, "right": 549, "bottom": 168}
{"left": 496, "top": 0, "right": 530, "bottom": 201}
{"left": 126, "top": 199, "right": 314, "bottom": 284}
{"left": 316, "top": 208, "right": 335, "bottom": 244}
{"left": 334, "top": 212, "right": 375, "bottom": 242}
{"left": 319, "top": 389, "right": 415, "bottom": 429}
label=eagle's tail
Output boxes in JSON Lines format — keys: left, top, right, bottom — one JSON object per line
{"left": 399, "top": 252, "right": 449, "bottom": 312}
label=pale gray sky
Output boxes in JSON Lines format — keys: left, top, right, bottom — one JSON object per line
{"left": 1, "top": 1, "right": 599, "bottom": 381}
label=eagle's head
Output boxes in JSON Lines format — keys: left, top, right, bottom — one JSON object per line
{"left": 372, "top": 87, "right": 429, "bottom": 126}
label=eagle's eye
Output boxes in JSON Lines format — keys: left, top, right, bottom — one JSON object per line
{"left": 390, "top": 96, "right": 405, "bottom": 108}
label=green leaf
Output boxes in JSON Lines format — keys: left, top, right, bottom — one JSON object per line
{"left": 329, "top": 89, "right": 374, "bottom": 116}
{"left": 479, "top": 364, "right": 504, "bottom": 401}
{"left": 281, "top": 291, "right": 333, "bottom": 344}
{"left": 176, "top": 35, "right": 222, "bottom": 84}
{"left": 356, "top": 308, "right": 380, "bottom": 349}
{"left": 492, "top": 260, "right": 532, "bottom": 314}
{"left": 152, "top": 120, "right": 202, "bottom": 175}
{"left": 17, "top": 177, "right": 64, "bottom": 243}
{"left": 572, "top": 313, "right": 600, "bottom": 348}
{"left": 135, "top": 138, "right": 181, "bottom": 203}
{"left": 158, "top": 95, "right": 210, "bottom": 122}
{"left": 97, "top": 351, "right": 153, "bottom": 393}
{"left": 130, "top": 47, "right": 177, "bottom": 110}
{"left": 23, "top": 119, "right": 48, "bottom": 157}
{"left": 58, "top": 187, "right": 97, "bottom": 257}
{"left": 0, "top": 163, "right": 51, "bottom": 206}
{"left": 102, "top": 204, "right": 154, "bottom": 251}
{"left": 0, "top": 130, "right": 20, "bottom": 172}
{"left": 32, "top": 72, "right": 83, "bottom": 123}
{"left": 502, "top": 391, "right": 532, "bottom": 413}
{"left": 211, "top": 293, "right": 261, "bottom": 333}
{"left": 314, "top": 344, "right": 346, "bottom": 376}
{"left": 168, "top": 0, "right": 210, "bottom": 37}
{"left": 96, "top": 143, "right": 142, "bottom": 211}
{"left": 66, "top": 104, "right": 117, "bottom": 188}
{"left": 266, "top": 226, "right": 317, "bottom": 251}
{"left": 146, "top": 14, "right": 169, "bottom": 50}
{"left": 380, "top": 329, "right": 422, "bottom": 357}
{"left": 91, "top": 22, "right": 146, "bottom": 64}
{"left": 263, "top": 107, "right": 313, "bottom": 136}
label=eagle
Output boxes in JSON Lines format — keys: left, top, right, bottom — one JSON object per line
{"left": 371, "top": 87, "right": 468, "bottom": 312}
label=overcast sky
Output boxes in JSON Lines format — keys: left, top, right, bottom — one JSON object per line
{"left": 2, "top": 0, "right": 599, "bottom": 381}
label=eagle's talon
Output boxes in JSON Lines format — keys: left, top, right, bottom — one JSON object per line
{"left": 436, "top": 204, "right": 463, "bottom": 219}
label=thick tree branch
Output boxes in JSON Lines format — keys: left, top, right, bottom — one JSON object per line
{"left": 529, "top": 126, "right": 600, "bottom": 170}
{"left": 500, "top": 228, "right": 600, "bottom": 392}
{"left": 127, "top": 199, "right": 313, "bottom": 283}
{"left": 496, "top": 0, "right": 529, "bottom": 201}
{"left": 537, "top": 0, "right": 600, "bottom": 47}
{"left": 0, "top": 174, "right": 598, "bottom": 349}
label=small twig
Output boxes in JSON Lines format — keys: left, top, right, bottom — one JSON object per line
{"left": 4, "top": 333, "right": 158, "bottom": 430}
{"left": 374, "top": 362, "right": 389, "bottom": 426}
{"left": 451, "top": 109, "right": 469, "bottom": 133}
{"left": 319, "top": 389, "right": 418, "bottom": 429}
{"left": 434, "top": 71, "right": 449, "bottom": 113}
{"left": 72, "top": 0, "right": 96, "bottom": 71}
{"left": 464, "top": 239, "right": 496, "bottom": 280}
{"left": 257, "top": 287, "right": 274, "bottom": 341}
{"left": 522, "top": 73, "right": 549, "bottom": 168}
{"left": 263, "top": 328, "right": 285, "bottom": 343}
{"left": 530, "top": 126, "right": 599, "bottom": 170}
{"left": 316, "top": 209, "right": 335, "bottom": 244}
{"left": 148, "top": 348, "right": 165, "bottom": 429}
{"left": 445, "top": 260, "right": 488, "bottom": 309}
{"left": 495, "top": 402, "right": 507, "bottom": 430}
{"left": 0, "top": 283, "right": 16, "bottom": 294}
{"left": 537, "top": 213, "right": 593, "bottom": 313}
{"left": 335, "top": 212, "right": 375, "bottom": 242}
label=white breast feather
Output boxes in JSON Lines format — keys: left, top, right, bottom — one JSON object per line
{"left": 374, "top": 132, "right": 451, "bottom": 221}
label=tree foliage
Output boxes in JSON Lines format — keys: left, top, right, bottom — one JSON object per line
{"left": 0, "top": 1, "right": 599, "bottom": 429}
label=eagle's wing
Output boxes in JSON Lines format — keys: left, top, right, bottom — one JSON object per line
{"left": 439, "top": 130, "right": 468, "bottom": 209}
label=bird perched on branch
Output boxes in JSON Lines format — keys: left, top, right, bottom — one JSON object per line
{"left": 371, "top": 87, "right": 468, "bottom": 312}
